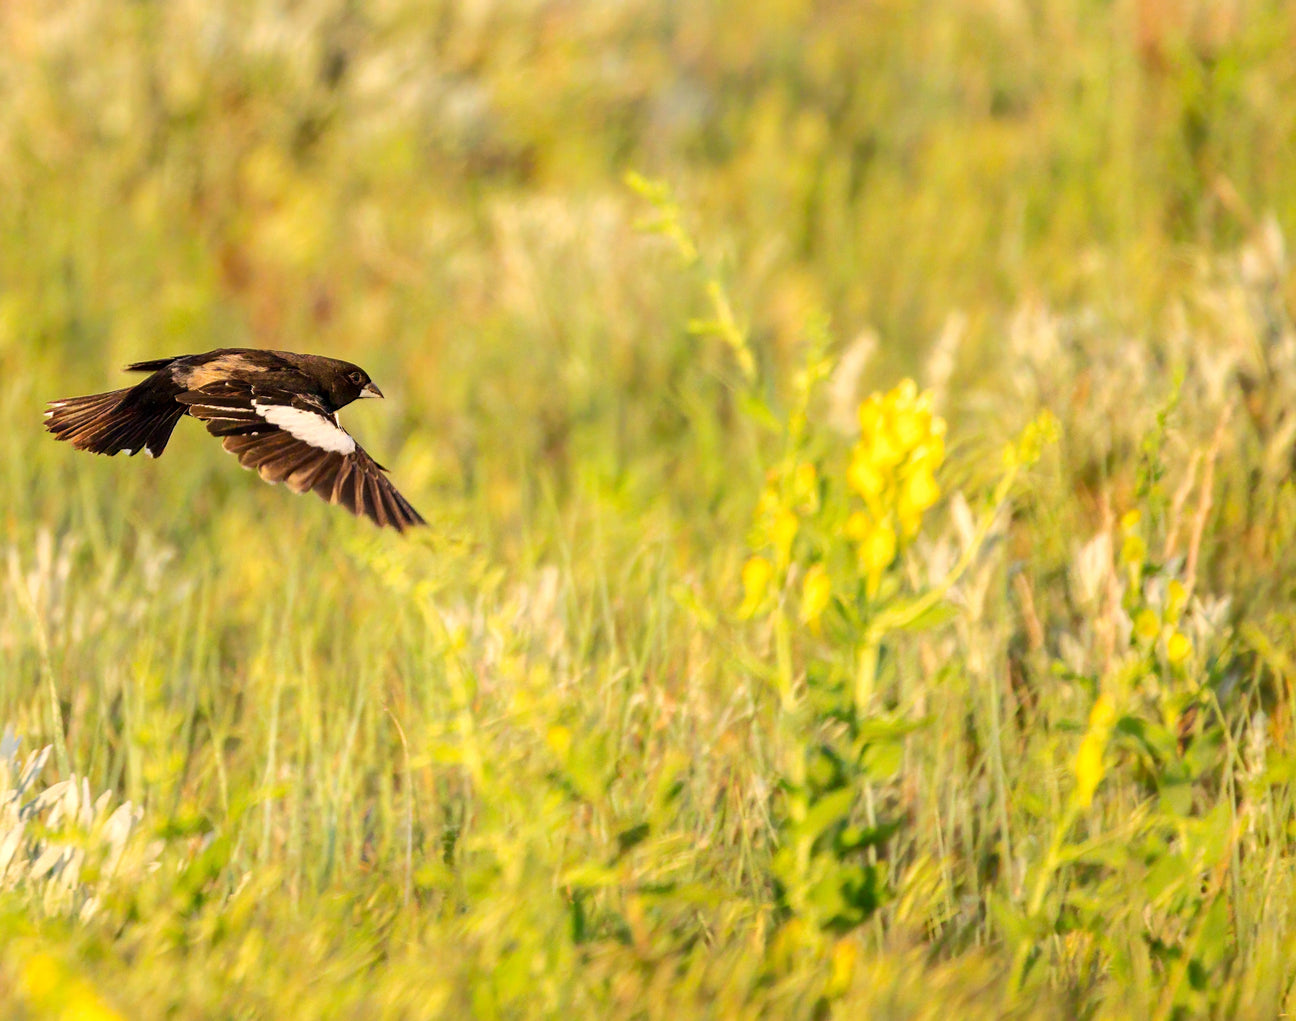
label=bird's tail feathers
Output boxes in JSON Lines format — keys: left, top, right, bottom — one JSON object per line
{"left": 44, "top": 389, "right": 185, "bottom": 458}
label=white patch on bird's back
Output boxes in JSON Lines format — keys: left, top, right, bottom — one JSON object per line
{"left": 253, "top": 403, "right": 356, "bottom": 454}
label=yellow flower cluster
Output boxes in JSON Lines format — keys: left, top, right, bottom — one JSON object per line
{"left": 1073, "top": 694, "right": 1118, "bottom": 808}
{"left": 845, "top": 380, "right": 945, "bottom": 594}
{"left": 1124, "top": 518, "right": 1192, "bottom": 668}
{"left": 738, "top": 381, "right": 946, "bottom": 626}
{"left": 739, "top": 463, "right": 820, "bottom": 620}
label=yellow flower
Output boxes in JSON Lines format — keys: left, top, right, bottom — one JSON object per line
{"left": 892, "top": 377, "right": 919, "bottom": 405}
{"left": 858, "top": 395, "right": 884, "bottom": 436}
{"left": 890, "top": 405, "right": 929, "bottom": 451}
{"left": 1089, "top": 694, "right": 1117, "bottom": 730}
{"left": 739, "top": 556, "right": 774, "bottom": 618}
{"left": 65, "top": 988, "right": 123, "bottom": 1021}
{"left": 902, "top": 462, "right": 941, "bottom": 513}
{"left": 1073, "top": 694, "right": 1117, "bottom": 808}
{"left": 858, "top": 519, "right": 897, "bottom": 595}
{"left": 1120, "top": 531, "right": 1147, "bottom": 568}
{"left": 841, "top": 382, "right": 950, "bottom": 592}
{"left": 546, "top": 725, "right": 572, "bottom": 761}
{"left": 1073, "top": 734, "right": 1105, "bottom": 808}
{"left": 846, "top": 450, "right": 886, "bottom": 502}
{"left": 910, "top": 433, "right": 945, "bottom": 471}
{"left": 844, "top": 511, "right": 871, "bottom": 542}
{"left": 800, "top": 564, "right": 832, "bottom": 631}
{"left": 18, "top": 951, "right": 124, "bottom": 1021}
{"left": 771, "top": 508, "right": 799, "bottom": 567}
{"left": 1167, "top": 631, "right": 1192, "bottom": 666}
{"left": 827, "top": 937, "right": 858, "bottom": 997}
{"left": 20, "top": 953, "right": 61, "bottom": 1003}
{"left": 1165, "top": 579, "right": 1188, "bottom": 623}
{"left": 1133, "top": 607, "right": 1161, "bottom": 644}
{"left": 866, "top": 428, "right": 904, "bottom": 470}
{"left": 1015, "top": 409, "right": 1060, "bottom": 467}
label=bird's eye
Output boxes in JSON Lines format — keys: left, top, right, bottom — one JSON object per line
{"left": 349, "top": 371, "right": 365, "bottom": 385}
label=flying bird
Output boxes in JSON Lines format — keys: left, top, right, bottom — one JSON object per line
{"left": 44, "top": 349, "right": 425, "bottom": 532}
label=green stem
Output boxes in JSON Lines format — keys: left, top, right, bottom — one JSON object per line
{"left": 774, "top": 609, "right": 795, "bottom": 712}
{"left": 854, "top": 641, "right": 879, "bottom": 716}
{"left": 1008, "top": 799, "right": 1078, "bottom": 993}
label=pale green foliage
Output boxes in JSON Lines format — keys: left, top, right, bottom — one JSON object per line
{"left": 0, "top": 730, "right": 157, "bottom": 921}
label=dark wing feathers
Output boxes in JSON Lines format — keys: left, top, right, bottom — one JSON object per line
{"left": 125, "top": 357, "right": 181, "bottom": 373}
{"left": 365, "top": 475, "right": 389, "bottom": 528}
{"left": 180, "top": 382, "right": 425, "bottom": 532}
{"left": 177, "top": 385, "right": 270, "bottom": 437}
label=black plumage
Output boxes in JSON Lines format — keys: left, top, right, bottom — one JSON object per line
{"left": 44, "top": 349, "right": 425, "bottom": 532}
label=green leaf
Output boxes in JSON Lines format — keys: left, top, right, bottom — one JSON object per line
{"left": 737, "top": 393, "right": 784, "bottom": 433}
{"left": 636, "top": 882, "right": 726, "bottom": 909}
{"left": 1157, "top": 781, "right": 1194, "bottom": 818}
{"left": 835, "top": 819, "right": 901, "bottom": 853}
{"left": 891, "top": 598, "right": 959, "bottom": 633}
{"left": 796, "top": 787, "right": 856, "bottom": 846}
{"left": 861, "top": 740, "right": 903, "bottom": 779}
{"left": 560, "top": 864, "right": 621, "bottom": 889}
{"left": 614, "top": 822, "right": 651, "bottom": 858}
{"left": 855, "top": 716, "right": 927, "bottom": 741}
{"left": 1196, "top": 893, "right": 1231, "bottom": 969}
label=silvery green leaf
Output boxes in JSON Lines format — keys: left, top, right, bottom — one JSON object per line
{"left": 17, "top": 746, "right": 51, "bottom": 795}
{"left": 0, "top": 823, "right": 23, "bottom": 884}
{"left": 27, "top": 779, "right": 72, "bottom": 820}
{"left": 30, "top": 843, "right": 68, "bottom": 880}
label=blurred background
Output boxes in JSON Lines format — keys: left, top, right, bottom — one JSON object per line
{"left": 5, "top": 0, "right": 1294, "bottom": 544}
{"left": 5, "top": 1, "right": 1296, "bottom": 1016}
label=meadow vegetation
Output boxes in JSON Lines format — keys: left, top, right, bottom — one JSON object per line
{"left": 3, "top": 0, "right": 1296, "bottom": 1016}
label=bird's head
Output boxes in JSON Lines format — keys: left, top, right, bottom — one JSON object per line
{"left": 326, "top": 361, "right": 384, "bottom": 407}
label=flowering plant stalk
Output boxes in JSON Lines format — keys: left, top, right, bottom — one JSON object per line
{"left": 738, "top": 363, "right": 1056, "bottom": 941}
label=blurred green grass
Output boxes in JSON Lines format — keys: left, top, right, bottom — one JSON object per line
{"left": 4, "top": 0, "right": 1296, "bottom": 1017}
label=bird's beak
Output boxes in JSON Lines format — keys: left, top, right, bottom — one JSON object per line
{"left": 361, "top": 382, "right": 384, "bottom": 399}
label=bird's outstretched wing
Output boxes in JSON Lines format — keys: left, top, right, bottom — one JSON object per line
{"left": 178, "top": 381, "right": 425, "bottom": 532}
